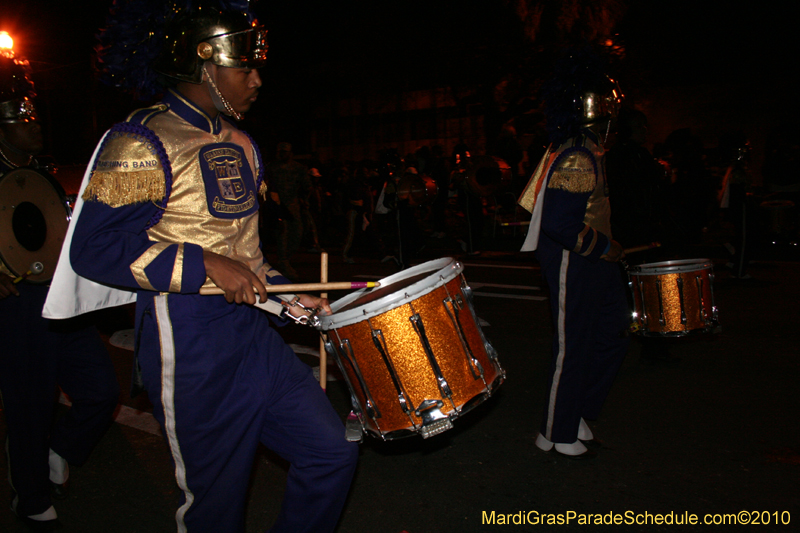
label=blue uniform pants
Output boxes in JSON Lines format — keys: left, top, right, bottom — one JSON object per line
{"left": 0, "top": 284, "right": 119, "bottom": 517}
{"left": 135, "top": 293, "right": 358, "bottom": 533}
{"left": 537, "top": 248, "right": 630, "bottom": 443}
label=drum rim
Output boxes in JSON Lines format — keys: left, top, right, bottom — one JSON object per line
{"left": 630, "top": 258, "right": 713, "bottom": 274}
{"left": 318, "top": 257, "right": 462, "bottom": 330}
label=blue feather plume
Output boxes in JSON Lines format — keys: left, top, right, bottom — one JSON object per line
{"left": 95, "top": 0, "right": 258, "bottom": 101}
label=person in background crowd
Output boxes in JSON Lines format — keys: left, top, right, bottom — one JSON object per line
{"left": 265, "top": 142, "right": 312, "bottom": 280}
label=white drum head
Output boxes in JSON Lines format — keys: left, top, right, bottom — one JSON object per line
{"left": 632, "top": 258, "right": 713, "bottom": 275}
{"left": 318, "top": 257, "right": 462, "bottom": 330}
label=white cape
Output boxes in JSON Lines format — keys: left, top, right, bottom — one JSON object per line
{"left": 519, "top": 174, "right": 548, "bottom": 253}
{"left": 42, "top": 132, "right": 137, "bottom": 319}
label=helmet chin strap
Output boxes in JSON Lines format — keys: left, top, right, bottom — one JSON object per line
{"left": 203, "top": 65, "right": 243, "bottom": 121}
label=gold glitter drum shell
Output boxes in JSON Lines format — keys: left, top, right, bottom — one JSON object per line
{"left": 318, "top": 257, "right": 505, "bottom": 440}
{"left": 628, "top": 259, "right": 720, "bottom": 337}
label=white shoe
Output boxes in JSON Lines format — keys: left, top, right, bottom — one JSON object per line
{"left": 554, "top": 440, "right": 589, "bottom": 456}
{"left": 535, "top": 433, "right": 554, "bottom": 451}
{"left": 49, "top": 449, "right": 69, "bottom": 485}
{"left": 577, "top": 418, "right": 594, "bottom": 441}
{"left": 536, "top": 433, "right": 595, "bottom": 459}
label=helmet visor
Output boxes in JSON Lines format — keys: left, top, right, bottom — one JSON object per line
{"left": 0, "top": 97, "right": 37, "bottom": 123}
{"left": 205, "top": 25, "right": 268, "bottom": 69}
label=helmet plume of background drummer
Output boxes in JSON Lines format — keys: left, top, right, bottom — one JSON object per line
{"left": 0, "top": 31, "right": 44, "bottom": 169}
{"left": 540, "top": 46, "right": 623, "bottom": 149}
{"left": 541, "top": 46, "right": 625, "bottom": 263}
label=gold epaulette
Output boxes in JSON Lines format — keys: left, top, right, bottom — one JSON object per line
{"left": 82, "top": 170, "right": 166, "bottom": 207}
{"left": 547, "top": 150, "right": 596, "bottom": 194}
{"left": 518, "top": 145, "right": 553, "bottom": 213}
{"left": 82, "top": 129, "right": 166, "bottom": 207}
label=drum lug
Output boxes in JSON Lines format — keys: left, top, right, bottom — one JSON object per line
{"left": 409, "top": 309, "right": 456, "bottom": 410}
{"left": 709, "top": 271, "right": 720, "bottom": 325}
{"left": 695, "top": 276, "right": 708, "bottom": 324}
{"left": 414, "top": 400, "right": 453, "bottom": 439}
{"left": 637, "top": 278, "right": 648, "bottom": 329}
{"left": 655, "top": 277, "right": 666, "bottom": 326}
{"left": 326, "top": 337, "right": 382, "bottom": 428}
{"left": 443, "top": 294, "right": 486, "bottom": 384}
{"left": 676, "top": 276, "right": 688, "bottom": 325}
{"left": 459, "top": 277, "right": 505, "bottom": 376}
{"left": 370, "top": 326, "right": 417, "bottom": 426}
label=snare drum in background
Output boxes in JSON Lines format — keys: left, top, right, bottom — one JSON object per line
{"left": 317, "top": 258, "right": 505, "bottom": 440}
{"left": 627, "top": 259, "right": 720, "bottom": 337}
{"left": 0, "top": 168, "right": 71, "bottom": 284}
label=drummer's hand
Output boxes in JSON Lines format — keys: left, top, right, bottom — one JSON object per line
{"left": 203, "top": 251, "right": 267, "bottom": 305}
{"left": 286, "top": 293, "right": 332, "bottom": 320}
{"left": 601, "top": 240, "right": 624, "bottom": 263}
{"left": 0, "top": 274, "right": 20, "bottom": 299}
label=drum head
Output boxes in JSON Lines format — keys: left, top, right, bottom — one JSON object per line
{"left": 631, "top": 258, "right": 713, "bottom": 275}
{"left": 318, "top": 257, "right": 463, "bottom": 330}
{"left": 0, "top": 168, "right": 70, "bottom": 284}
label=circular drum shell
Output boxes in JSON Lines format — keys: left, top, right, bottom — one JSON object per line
{"left": 319, "top": 258, "right": 503, "bottom": 439}
{"left": 628, "top": 259, "right": 718, "bottom": 336}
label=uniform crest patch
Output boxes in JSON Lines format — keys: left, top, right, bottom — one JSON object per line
{"left": 199, "top": 143, "right": 258, "bottom": 219}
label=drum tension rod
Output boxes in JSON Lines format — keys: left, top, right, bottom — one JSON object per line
{"left": 335, "top": 337, "right": 382, "bottom": 423}
{"left": 696, "top": 276, "right": 708, "bottom": 323}
{"left": 442, "top": 294, "right": 485, "bottom": 383}
{"left": 676, "top": 276, "right": 688, "bottom": 325}
{"left": 408, "top": 303, "right": 456, "bottom": 411}
{"left": 655, "top": 278, "right": 666, "bottom": 326}
{"left": 369, "top": 326, "right": 416, "bottom": 423}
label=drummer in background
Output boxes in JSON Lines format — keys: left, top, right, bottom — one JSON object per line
{"left": 0, "top": 42, "right": 119, "bottom": 532}
{"left": 45, "top": 2, "right": 357, "bottom": 531}
{"left": 606, "top": 108, "right": 680, "bottom": 365}
{"left": 519, "top": 48, "right": 629, "bottom": 459}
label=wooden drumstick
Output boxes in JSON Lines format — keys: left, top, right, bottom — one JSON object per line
{"left": 319, "top": 252, "right": 328, "bottom": 391}
{"left": 13, "top": 261, "right": 44, "bottom": 284}
{"left": 198, "top": 280, "right": 379, "bottom": 295}
{"left": 623, "top": 242, "right": 661, "bottom": 255}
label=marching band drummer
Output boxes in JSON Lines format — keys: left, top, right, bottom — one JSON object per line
{"left": 519, "top": 49, "right": 630, "bottom": 459}
{"left": 43, "top": 2, "right": 357, "bottom": 532}
{"left": 0, "top": 43, "right": 119, "bottom": 532}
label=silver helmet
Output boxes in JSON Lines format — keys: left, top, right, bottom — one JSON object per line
{"left": 153, "top": 7, "right": 267, "bottom": 84}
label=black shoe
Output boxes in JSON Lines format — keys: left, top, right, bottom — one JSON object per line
{"left": 580, "top": 438, "right": 603, "bottom": 450}
{"left": 553, "top": 448, "right": 597, "bottom": 460}
{"left": 10, "top": 495, "right": 62, "bottom": 532}
{"left": 50, "top": 480, "right": 69, "bottom": 501}
{"left": 18, "top": 516, "right": 62, "bottom": 532}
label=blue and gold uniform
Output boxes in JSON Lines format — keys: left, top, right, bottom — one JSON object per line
{"left": 69, "top": 89, "right": 357, "bottom": 533}
{"left": 523, "top": 130, "right": 630, "bottom": 447}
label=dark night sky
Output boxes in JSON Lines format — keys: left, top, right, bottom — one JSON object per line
{"left": 0, "top": 0, "right": 797, "bottom": 163}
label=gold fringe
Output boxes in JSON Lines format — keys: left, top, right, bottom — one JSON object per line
{"left": 82, "top": 170, "right": 166, "bottom": 207}
{"left": 548, "top": 169, "right": 596, "bottom": 194}
{"left": 258, "top": 180, "right": 268, "bottom": 198}
{"left": 547, "top": 151, "right": 596, "bottom": 194}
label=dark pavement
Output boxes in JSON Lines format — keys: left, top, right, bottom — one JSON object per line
{"left": 2, "top": 221, "right": 799, "bottom": 533}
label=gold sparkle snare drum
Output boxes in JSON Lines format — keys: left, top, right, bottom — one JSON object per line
{"left": 318, "top": 258, "right": 505, "bottom": 440}
{"left": 628, "top": 259, "right": 720, "bottom": 337}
